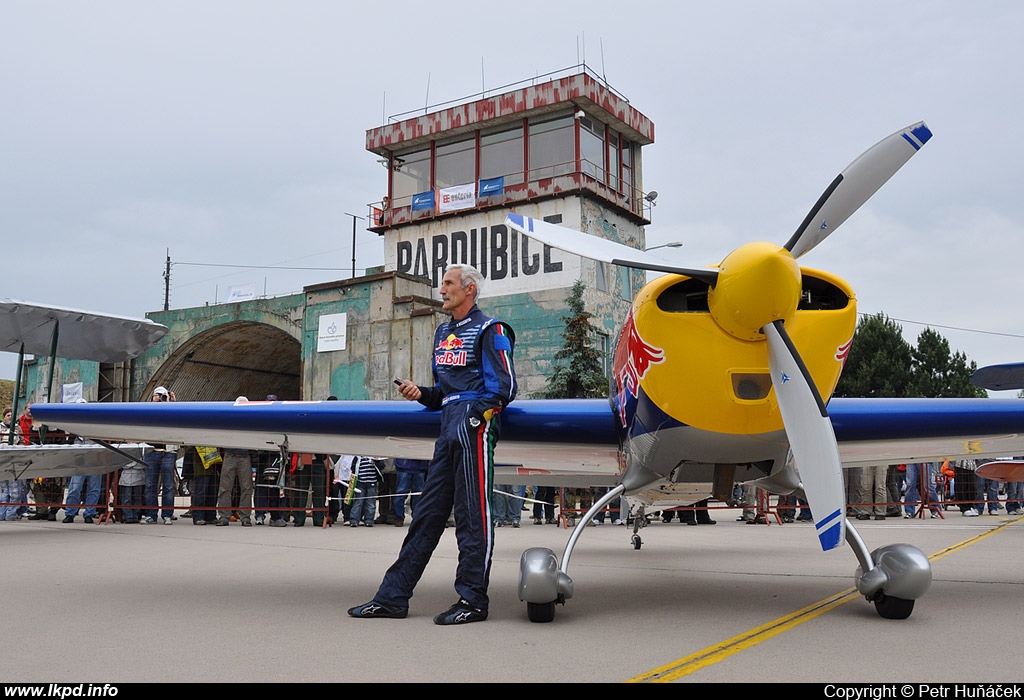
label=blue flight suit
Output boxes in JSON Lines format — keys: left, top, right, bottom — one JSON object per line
{"left": 374, "top": 304, "right": 516, "bottom": 612}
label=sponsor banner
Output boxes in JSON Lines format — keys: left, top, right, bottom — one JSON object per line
{"left": 317, "top": 312, "right": 347, "bottom": 352}
{"left": 438, "top": 183, "right": 476, "bottom": 213}
{"left": 411, "top": 191, "right": 435, "bottom": 211}
{"left": 478, "top": 176, "right": 504, "bottom": 197}
{"left": 386, "top": 204, "right": 582, "bottom": 296}
{"left": 62, "top": 382, "right": 83, "bottom": 403}
{"left": 224, "top": 284, "right": 257, "bottom": 303}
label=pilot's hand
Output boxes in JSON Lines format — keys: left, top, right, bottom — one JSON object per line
{"left": 394, "top": 378, "right": 421, "bottom": 402}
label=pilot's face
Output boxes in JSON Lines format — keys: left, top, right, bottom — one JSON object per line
{"left": 440, "top": 269, "right": 475, "bottom": 318}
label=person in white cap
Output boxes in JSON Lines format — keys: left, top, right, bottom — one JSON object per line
{"left": 143, "top": 386, "right": 178, "bottom": 524}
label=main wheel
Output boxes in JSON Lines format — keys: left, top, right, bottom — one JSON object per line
{"left": 527, "top": 601, "right": 556, "bottom": 623}
{"left": 873, "top": 593, "right": 914, "bottom": 620}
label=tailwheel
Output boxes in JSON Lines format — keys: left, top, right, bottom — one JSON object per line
{"left": 873, "top": 593, "right": 914, "bottom": 620}
{"left": 527, "top": 601, "right": 556, "bottom": 623}
{"left": 632, "top": 534, "right": 642, "bottom": 550}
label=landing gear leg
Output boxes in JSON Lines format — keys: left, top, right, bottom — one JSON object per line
{"left": 630, "top": 503, "right": 648, "bottom": 550}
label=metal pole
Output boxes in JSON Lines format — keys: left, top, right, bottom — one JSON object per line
{"left": 163, "top": 250, "right": 171, "bottom": 311}
{"left": 344, "top": 213, "right": 366, "bottom": 279}
{"left": 8, "top": 343, "right": 24, "bottom": 445}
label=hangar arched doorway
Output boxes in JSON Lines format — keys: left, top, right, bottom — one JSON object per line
{"left": 143, "top": 321, "right": 302, "bottom": 401}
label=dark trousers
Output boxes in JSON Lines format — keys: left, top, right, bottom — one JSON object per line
{"left": 375, "top": 407, "right": 498, "bottom": 611}
{"left": 191, "top": 470, "right": 219, "bottom": 523}
{"left": 533, "top": 486, "right": 555, "bottom": 520}
{"left": 120, "top": 485, "right": 143, "bottom": 522}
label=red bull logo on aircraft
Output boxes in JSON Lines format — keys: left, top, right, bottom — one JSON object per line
{"left": 436, "top": 334, "right": 468, "bottom": 366}
{"left": 835, "top": 337, "right": 853, "bottom": 367}
{"left": 612, "top": 308, "right": 665, "bottom": 427}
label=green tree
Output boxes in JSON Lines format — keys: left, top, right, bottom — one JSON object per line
{"left": 542, "top": 280, "right": 608, "bottom": 398}
{"left": 910, "top": 327, "right": 986, "bottom": 398}
{"left": 0, "top": 379, "right": 12, "bottom": 413}
{"left": 834, "top": 313, "right": 914, "bottom": 398}
{"left": 835, "top": 313, "right": 987, "bottom": 399}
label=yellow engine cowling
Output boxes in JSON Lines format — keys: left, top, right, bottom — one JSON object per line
{"left": 622, "top": 264, "right": 856, "bottom": 435}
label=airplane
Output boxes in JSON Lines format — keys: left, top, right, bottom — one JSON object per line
{"left": 30, "top": 122, "right": 1024, "bottom": 624}
{"left": 0, "top": 300, "right": 168, "bottom": 481}
{"left": 971, "top": 362, "right": 1024, "bottom": 393}
{"left": 957, "top": 364, "right": 1024, "bottom": 482}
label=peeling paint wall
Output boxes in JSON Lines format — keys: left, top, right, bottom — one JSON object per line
{"left": 303, "top": 272, "right": 443, "bottom": 400}
{"left": 23, "top": 358, "right": 99, "bottom": 405}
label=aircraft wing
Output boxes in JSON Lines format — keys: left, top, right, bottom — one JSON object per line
{"left": 971, "top": 362, "right": 1024, "bottom": 392}
{"left": 0, "top": 299, "right": 167, "bottom": 362}
{"left": 29, "top": 399, "right": 623, "bottom": 488}
{"left": 0, "top": 443, "right": 148, "bottom": 481}
{"left": 830, "top": 398, "right": 1024, "bottom": 466}
{"left": 975, "top": 460, "right": 1024, "bottom": 482}
{"left": 31, "top": 396, "right": 1024, "bottom": 487}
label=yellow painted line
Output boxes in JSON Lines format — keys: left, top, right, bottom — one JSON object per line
{"left": 624, "top": 514, "right": 1024, "bottom": 683}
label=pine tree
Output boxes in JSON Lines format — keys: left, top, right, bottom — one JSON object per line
{"left": 834, "top": 313, "right": 914, "bottom": 398}
{"left": 542, "top": 280, "right": 608, "bottom": 398}
{"left": 835, "top": 313, "right": 986, "bottom": 398}
{"left": 910, "top": 327, "right": 986, "bottom": 398}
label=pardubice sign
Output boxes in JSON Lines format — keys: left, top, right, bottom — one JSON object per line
{"left": 386, "top": 207, "right": 582, "bottom": 296}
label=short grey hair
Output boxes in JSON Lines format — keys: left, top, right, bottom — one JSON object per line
{"left": 447, "top": 264, "right": 484, "bottom": 299}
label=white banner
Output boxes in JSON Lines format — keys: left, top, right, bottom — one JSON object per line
{"left": 317, "top": 312, "right": 347, "bottom": 352}
{"left": 437, "top": 183, "right": 476, "bottom": 213}
{"left": 62, "top": 382, "right": 83, "bottom": 403}
{"left": 224, "top": 284, "right": 257, "bottom": 302}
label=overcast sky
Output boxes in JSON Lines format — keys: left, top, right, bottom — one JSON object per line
{"left": 3, "top": 1, "right": 1023, "bottom": 394}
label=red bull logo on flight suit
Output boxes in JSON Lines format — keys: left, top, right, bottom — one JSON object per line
{"left": 436, "top": 334, "right": 468, "bottom": 366}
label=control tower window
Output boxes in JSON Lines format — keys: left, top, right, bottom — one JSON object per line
{"left": 435, "top": 136, "right": 476, "bottom": 190}
{"left": 580, "top": 115, "right": 605, "bottom": 181}
{"left": 480, "top": 124, "right": 524, "bottom": 186}
{"left": 607, "top": 129, "right": 619, "bottom": 191}
{"left": 391, "top": 147, "right": 431, "bottom": 202}
{"left": 621, "top": 139, "right": 634, "bottom": 199}
{"left": 528, "top": 115, "right": 574, "bottom": 181}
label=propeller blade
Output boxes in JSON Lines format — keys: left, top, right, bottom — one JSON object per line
{"left": 784, "top": 121, "right": 932, "bottom": 258}
{"left": 505, "top": 213, "right": 719, "bottom": 285}
{"left": 763, "top": 320, "right": 845, "bottom": 551}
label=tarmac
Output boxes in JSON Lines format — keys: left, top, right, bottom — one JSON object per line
{"left": 1, "top": 502, "right": 1023, "bottom": 684}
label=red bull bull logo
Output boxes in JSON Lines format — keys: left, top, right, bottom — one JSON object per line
{"left": 436, "top": 334, "right": 465, "bottom": 351}
{"left": 436, "top": 333, "right": 468, "bottom": 366}
{"left": 612, "top": 308, "right": 665, "bottom": 426}
{"left": 835, "top": 337, "right": 853, "bottom": 366}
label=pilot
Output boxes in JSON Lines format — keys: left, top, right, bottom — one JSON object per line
{"left": 348, "top": 263, "right": 517, "bottom": 625}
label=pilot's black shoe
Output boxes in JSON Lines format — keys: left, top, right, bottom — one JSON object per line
{"left": 433, "top": 599, "right": 488, "bottom": 625}
{"left": 347, "top": 601, "right": 408, "bottom": 619}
